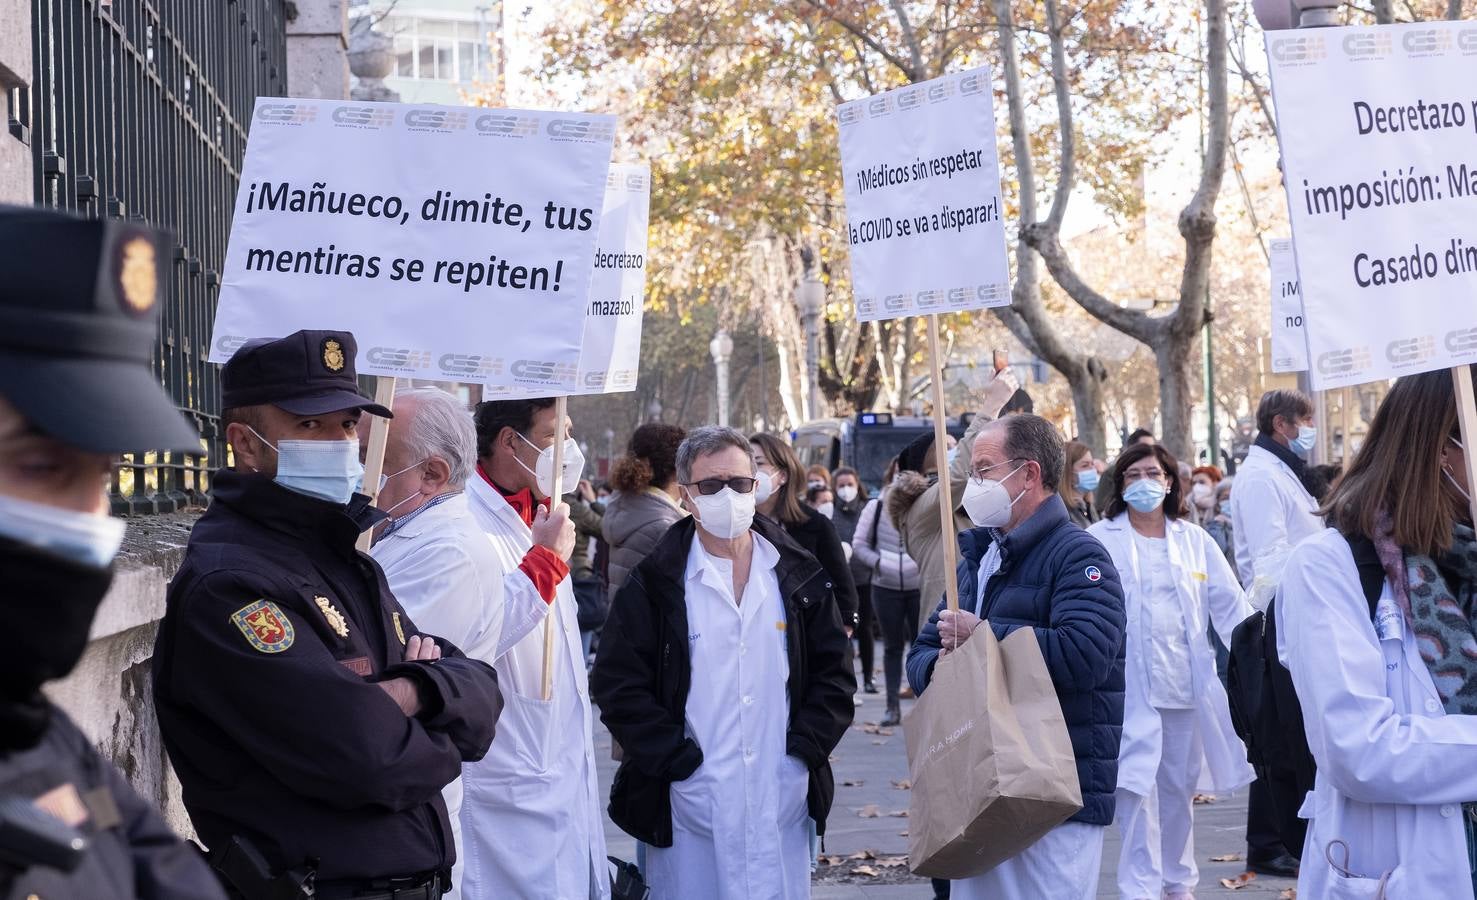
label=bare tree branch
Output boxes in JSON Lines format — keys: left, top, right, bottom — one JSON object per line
{"left": 1372, "top": 0, "right": 1395, "bottom": 23}
{"left": 887, "top": 0, "right": 929, "bottom": 79}
{"left": 1449, "top": 0, "right": 1464, "bottom": 19}
{"left": 797, "top": 0, "right": 918, "bottom": 80}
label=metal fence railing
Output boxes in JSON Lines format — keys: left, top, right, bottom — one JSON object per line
{"left": 26, "top": 0, "right": 288, "bottom": 513}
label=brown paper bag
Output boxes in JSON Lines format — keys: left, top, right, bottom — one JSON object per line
{"left": 904, "top": 622, "right": 1083, "bottom": 879}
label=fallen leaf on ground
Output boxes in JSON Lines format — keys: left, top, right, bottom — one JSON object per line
{"left": 841, "top": 779, "right": 865, "bottom": 787}
{"left": 860, "top": 723, "right": 881, "bottom": 734}
{"left": 889, "top": 809, "right": 909, "bottom": 818}
{"left": 877, "top": 856, "right": 908, "bottom": 868}
{"left": 857, "top": 804, "right": 882, "bottom": 818}
{"left": 1279, "top": 890, "right": 1297, "bottom": 899}
{"left": 854, "top": 866, "right": 881, "bottom": 878}
{"left": 876, "top": 727, "right": 895, "bottom": 736}
{"left": 871, "top": 739, "right": 887, "bottom": 745}
{"left": 892, "top": 779, "right": 912, "bottom": 790}
{"left": 1193, "top": 794, "right": 1218, "bottom": 805}
{"left": 898, "top": 830, "right": 909, "bottom": 837}
{"left": 1219, "top": 872, "right": 1257, "bottom": 890}
{"left": 1210, "top": 853, "right": 1246, "bottom": 863}
{"left": 818, "top": 855, "right": 844, "bottom": 866}
{"left": 847, "top": 850, "right": 877, "bottom": 861}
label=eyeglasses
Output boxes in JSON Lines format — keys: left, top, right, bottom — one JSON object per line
{"left": 970, "top": 457, "right": 1024, "bottom": 483}
{"left": 1122, "top": 468, "right": 1166, "bottom": 483}
{"left": 684, "top": 476, "right": 758, "bottom": 496}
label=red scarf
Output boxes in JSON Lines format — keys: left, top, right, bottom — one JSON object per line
{"left": 477, "top": 463, "right": 548, "bottom": 527}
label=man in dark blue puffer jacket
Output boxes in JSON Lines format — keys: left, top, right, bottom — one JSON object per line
{"left": 908, "top": 414, "right": 1126, "bottom": 900}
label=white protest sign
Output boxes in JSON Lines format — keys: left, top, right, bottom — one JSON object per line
{"left": 493, "top": 162, "right": 651, "bottom": 398}
{"left": 210, "top": 99, "right": 615, "bottom": 391}
{"left": 1269, "top": 238, "right": 1308, "bottom": 373}
{"left": 836, "top": 67, "right": 1011, "bottom": 322}
{"left": 1266, "top": 22, "right": 1477, "bottom": 389}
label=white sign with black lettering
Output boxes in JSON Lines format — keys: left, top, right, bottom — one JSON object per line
{"left": 495, "top": 163, "right": 650, "bottom": 398}
{"left": 1269, "top": 238, "right": 1309, "bottom": 373}
{"left": 210, "top": 98, "right": 615, "bottom": 390}
{"left": 836, "top": 66, "right": 1011, "bottom": 323}
{"left": 1266, "top": 21, "right": 1477, "bottom": 388}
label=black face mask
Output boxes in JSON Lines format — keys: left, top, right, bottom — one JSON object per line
{"left": 0, "top": 534, "right": 114, "bottom": 749}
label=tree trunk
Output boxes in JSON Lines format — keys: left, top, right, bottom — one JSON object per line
{"left": 1070, "top": 374, "right": 1109, "bottom": 458}
{"left": 1155, "top": 337, "right": 1198, "bottom": 461}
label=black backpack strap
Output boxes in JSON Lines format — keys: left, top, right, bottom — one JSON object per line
{"left": 1344, "top": 533, "right": 1388, "bottom": 620}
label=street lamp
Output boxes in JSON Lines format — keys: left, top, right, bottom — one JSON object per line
{"left": 710, "top": 329, "right": 734, "bottom": 427}
{"left": 797, "top": 273, "right": 825, "bottom": 421}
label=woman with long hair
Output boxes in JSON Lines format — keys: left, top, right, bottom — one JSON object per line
{"left": 1060, "top": 440, "right": 1102, "bottom": 528}
{"left": 1088, "top": 443, "right": 1254, "bottom": 900}
{"left": 602, "top": 423, "right": 688, "bottom": 603}
{"left": 750, "top": 432, "right": 859, "bottom": 636}
{"left": 1281, "top": 368, "right": 1477, "bottom": 898}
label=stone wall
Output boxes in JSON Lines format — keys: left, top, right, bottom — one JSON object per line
{"left": 0, "top": 0, "right": 32, "bottom": 205}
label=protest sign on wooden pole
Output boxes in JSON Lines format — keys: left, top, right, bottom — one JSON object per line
{"left": 541, "top": 394, "right": 569, "bottom": 701}
{"left": 354, "top": 377, "right": 399, "bottom": 553}
{"left": 835, "top": 65, "right": 1010, "bottom": 624}
{"left": 926, "top": 316, "right": 962, "bottom": 613}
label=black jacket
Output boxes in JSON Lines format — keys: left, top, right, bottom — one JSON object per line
{"left": 153, "top": 471, "right": 502, "bottom": 883}
{"left": 591, "top": 515, "right": 856, "bottom": 847}
{"left": 781, "top": 506, "right": 860, "bottom": 628}
{"left": 0, "top": 706, "right": 225, "bottom": 899}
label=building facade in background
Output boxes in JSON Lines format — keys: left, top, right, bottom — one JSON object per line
{"left": 351, "top": 0, "right": 504, "bottom": 105}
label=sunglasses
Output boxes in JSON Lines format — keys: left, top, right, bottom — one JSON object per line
{"left": 684, "top": 476, "right": 758, "bottom": 496}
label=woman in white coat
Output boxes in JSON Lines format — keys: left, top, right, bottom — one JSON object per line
{"left": 1280, "top": 367, "right": 1477, "bottom": 900}
{"left": 1089, "top": 443, "right": 1255, "bottom": 900}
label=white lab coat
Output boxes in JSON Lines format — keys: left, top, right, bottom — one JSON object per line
{"left": 464, "top": 474, "right": 610, "bottom": 900}
{"left": 1229, "top": 445, "right": 1322, "bottom": 608}
{"left": 1088, "top": 516, "right": 1255, "bottom": 798}
{"left": 1280, "top": 528, "right": 1477, "bottom": 900}
{"left": 369, "top": 492, "right": 550, "bottom": 900}
{"left": 646, "top": 533, "right": 811, "bottom": 900}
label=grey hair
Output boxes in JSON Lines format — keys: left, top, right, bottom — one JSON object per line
{"left": 397, "top": 387, "right": 476, "bottom": 488}
{"left": 996, "top": 414, "right": 1065, "bottom": 492}
{"left": 675, "top": 426, "right": 754, "bottom": 484}
{"left": 1256, "top": 388, "right": 1313, "bottom": 434}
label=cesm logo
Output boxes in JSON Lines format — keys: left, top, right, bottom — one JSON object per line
{"left": 856, "top": 296, "right": 877, "bottom": 316}
{"left": 958, "top": 72, "right": 986, "bottom": 95}
{"left": 897, "top": 88, "right": 923, "bottom": 111}
{"left": 916, "top": 289, "right": 945, "bottom": 309}
{"left": 404, "top": 109, "right": 469, "bottom": 132}
{"left": 883, "top": 293, "right": 910, "bottom": 313}
{"left": 1341, "top": 31, "right": 1394, "bottom": 61}
{"left": 367, "top": 347, "right": 431, "bottom": 371}
{"left": 511, "top": 359, "right": 578, "bottom": 383}
{"left": 837, "top": 105, "right": 862, "bottom": 126}
{"left": 545, "top": 119, "right": 615, "bottom": 142}
{"left": 1268, "top": 35, "right": 1327, "bottom": 66}
{"left": 474, "top": 113, "right": 540, "bottom": 137}
{"left": 927, "top": 80, "right": 955, "bottom": 103}
{"left": 256, "top": 103, "right": 317, "bottom": 125}
{"left": 867, "top": 96, "right": 890, "bottom": 118}
{"left": 215, "top": 334, "right": 248, "bottom": 356}
{"left": 1458, "top": 28, "right": 1477, "bottom": 54}
{"left": 582, "top": 372, "right": 607, "bottom": 390}
{"left": 437, "top": 353, "right": 502, "bottom": 379}
{"left": 1385, "top": 335, "right": 1436, "bottom": 367}
{"left": 1446, "top": 326, "right": 1477, "bottom": 354}
{"left": 1402, "top": 28, "right": 1453, "bottom": 56}
{"left": 1316, "top": 346, "right": 1373, "bottom": 377}
{"left": 331, "top": 106, "right": 394, "bottom": 129}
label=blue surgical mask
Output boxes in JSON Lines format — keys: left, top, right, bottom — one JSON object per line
{"left": 0, "top": 492, "right": 126, "bottom": 568}
{"left": 1123, "top": 478, "right": 1167, "bottom": 513}
{"left": 1291, "top": 425, "right": 1317, "bottom": 458}
{"left": 1076, "top": 469, "right": 1100, "bottom": 493}
{"left": 250, "top": 427, "right": 364, "bottom": 505}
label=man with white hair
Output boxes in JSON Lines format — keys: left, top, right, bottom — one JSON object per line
{"left": 368, "top": 387, "right": 551, "bottom": 899}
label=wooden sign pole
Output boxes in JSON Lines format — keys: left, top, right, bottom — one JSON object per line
{"left": 541, "top": 394, "right": 570, "bottom": 701}
{"left": 355, "top": 376, "right": 399, "bottom": 554}
{"left": 927, "top": 315, "right": 962, "bottom": 614}
{"left": 1452, "top": 367, "right": 1477, "bottom": 526}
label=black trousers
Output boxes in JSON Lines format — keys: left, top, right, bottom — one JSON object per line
{"left": 873, "top": 585, "right": 920, "bottom": 705}
{"left": 855, "top": 582, "right": 875, "bottom": 682}
{"left": 1247, "top": 775, "right": 1290, "bottom": 859}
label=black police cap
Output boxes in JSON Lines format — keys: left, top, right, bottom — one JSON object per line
{"left": 0, "top": 204, "right": 200, "bottom": 454}
{"left": 221, "top": 330, "right": 392, "bottom": 418}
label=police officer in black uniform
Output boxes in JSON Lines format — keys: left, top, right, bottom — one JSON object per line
{"left": 152, "top": 330, "right": 503, "bottom": 900}
{"left": 0, "top": 205, "right": 225, "bottom": 898}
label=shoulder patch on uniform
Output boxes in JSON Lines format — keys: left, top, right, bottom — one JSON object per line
{"left": 314, "top": 595, "right": 349, "bottom": 638}
{"left": 1085, "top": 565, "right": 1103, "bottom": 583}
{"left": 231, "top": 600, "right": 295, "bottom": 653}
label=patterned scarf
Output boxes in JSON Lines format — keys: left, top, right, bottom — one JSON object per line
{"left": 1375, "top": 515, "right": 1477, "bottom": 713}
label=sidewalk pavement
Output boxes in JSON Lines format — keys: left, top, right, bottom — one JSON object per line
{"left": 596, "top": 659, "right": 1299, "bottom": 898}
